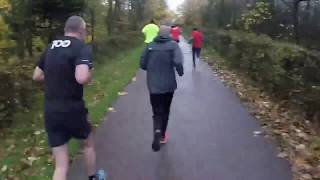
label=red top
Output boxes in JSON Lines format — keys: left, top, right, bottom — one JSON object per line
{"left": 171, "top": 27, "right": 182, "bottom": 41}
{"left": 192, "top": 31, "right": 203, "bottom": 48}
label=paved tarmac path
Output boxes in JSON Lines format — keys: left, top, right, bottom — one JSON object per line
{"left": 69, "top": 39, "right": 292, "bottom": 180}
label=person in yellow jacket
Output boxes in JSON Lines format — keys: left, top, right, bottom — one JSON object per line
{"left": 142, "top": 20, "right": 160, "bottom": 44}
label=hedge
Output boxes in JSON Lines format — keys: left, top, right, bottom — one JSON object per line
{"left": 94, "top": 31, "right": 142, "bottom": 60}
{"left": 0, "top": 61, "right": 36, "bottom": 128}
{"left": 207, "top": 30, "right": 320, "bottom": 118}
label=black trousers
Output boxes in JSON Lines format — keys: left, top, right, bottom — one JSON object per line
{"left": 192, "top": 47, "right": 202, "bottom": 67}
{"left": 150, "top": 92, "right": 174, "bottom": 137}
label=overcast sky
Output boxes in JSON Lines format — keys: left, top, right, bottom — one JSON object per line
{"left": 166, "top": 0, "right": 184, "bottom": 11}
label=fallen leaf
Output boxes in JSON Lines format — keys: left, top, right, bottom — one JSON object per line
{"left": 253, "top": 131, "right": 263, "bottom": 136}
{"left": 7, "top": 144, "right": 15, "bottom": 151}
{"left": 27, "top": 156, "right": 39, "bottom": 165}
{"left": 301, "top": 174, "right": 312, "bottom": 180}
{"left": 132, "top": 77, "right": 137, "bottom": 82}
{"left": 296, "top": 144, "right": 306, "bottom": 151}
{"left": 34, "top": 131, "right": 41, "bottom": 135}
{"left": 281, "top": 133, "right": 289, "bottom": 138}
{"left": 297, "top": 132, "right": 309, "bottom": 140}
{"left": 47, "top": 156, "right": 54, "bottom": 163}
{"left": 108, "top": 107, "right": 116, "bottom": 112}
{"left": 278, "top": 152, "right": 288, "bottom": 158}
{"left": 1, "top": 165, "right": 7, "bottom": 172}
{"left": 118, "top": 91, "right": 128, "bottom": 96}
{"left": 294, "top": 157, "right": 313, "bottom": 171}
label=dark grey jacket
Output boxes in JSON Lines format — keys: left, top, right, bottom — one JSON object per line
{"left": 140, "top": 36, "right": 184, "bottom": 94}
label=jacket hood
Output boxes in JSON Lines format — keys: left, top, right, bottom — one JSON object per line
{"left": 154, "top": 35, "right": 172, "bottom": 43}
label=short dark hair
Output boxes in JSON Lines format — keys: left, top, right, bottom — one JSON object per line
{"left": 193, "top": 27, "right": 198, "bottom": 31}
{"left": 65, "top": 16, "right": 85, "bottom": 33}
{"left": 150, "top": 19, "right": 155, "bottom": 24}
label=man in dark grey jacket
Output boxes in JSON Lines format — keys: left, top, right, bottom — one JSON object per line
{"left": 140, "top": 25, "right": 184, "bottom": 152}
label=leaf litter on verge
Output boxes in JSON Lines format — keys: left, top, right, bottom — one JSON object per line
{"left": 203, "top": 53, "right": 320, "bottom": 180}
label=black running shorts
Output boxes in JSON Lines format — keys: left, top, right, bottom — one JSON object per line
{"left": 45, "top": 109, "right": 91, "bottom": 148}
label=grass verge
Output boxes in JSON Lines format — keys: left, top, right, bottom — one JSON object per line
{"left": 0, "top": 46, "right": 143, "bottom": 179}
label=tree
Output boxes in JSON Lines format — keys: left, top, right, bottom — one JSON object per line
{"left": 0, "top": 0, "right": 15, "bottom": 60}
{"left": 32, "top": 0, "right": 86, "bottom": 42}
{"left": 240, "top": 1, "right": 272, "bottom": 31}
{"left": 293, "top": 0, "right": 309, "bottom": 44}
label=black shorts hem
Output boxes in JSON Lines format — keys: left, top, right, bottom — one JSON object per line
{"left": 45, "top": 110, "right": 92, "bottom": 148}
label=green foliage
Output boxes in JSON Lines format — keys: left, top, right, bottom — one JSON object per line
{"left": 32, "top": 0, "right": 87, "bottom": 41}
{"left": 0, "top": 15, "right": 15, "bottom": 59}
{"left": 240, "top": 1, "right": 272, "bottom": 31}
{"left": 209, "top": 30, "right": 320, "bottom": 115}
{"left": 0, "top": 0, "right": 90, "bottom": 129}
{"left": 179, "top": 0, "right": 207, "bottom": 26}
{"left": 95, "top": 31, "right": 142, "bottom": 60}
{"left": 0, "top": 59, "right": 35, "bottom": 128}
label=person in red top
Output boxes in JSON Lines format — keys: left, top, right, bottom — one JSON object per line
{"left": 170, "top": 25, "right": 182, "bottom": 43}
{"left": 191, "top": 28, "right": 203, "bottom": 68}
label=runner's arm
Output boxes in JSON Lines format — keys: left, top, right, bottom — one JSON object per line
{"left": 33, "top": 49, "right": 47, "bottom": 82}
{"left": 75, "top": 65, "right": 91, "bottom": 85}
{"left": 173, "top": 44, "right": 184, "bottom": 76}
{"left": 140, "top": 46, "right": 149, "bottom": 70}
{"left": 33, "top": 67, "right": 44, "bottom": 82}
{"left": 75, "top": 45, "right": 93, "bottom": 85}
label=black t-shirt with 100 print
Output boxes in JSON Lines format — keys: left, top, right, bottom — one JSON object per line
{"left": 38, "top": 36, "right": 92, "bottom": 112}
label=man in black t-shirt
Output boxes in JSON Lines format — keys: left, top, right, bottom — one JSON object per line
{"left": 33, "top": 16, "right": 105, "bottom": 180}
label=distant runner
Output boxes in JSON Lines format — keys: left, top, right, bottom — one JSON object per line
{"left": 140, "top": 25, "right": 184, "bottom": 152}
{"left": 170, "top": 25, "right": 182, "bottom": 43}
{"left": 191, "top": 27, "right": 203, "bottom": 68}
{"left": 142, "top": 20, "right": 160, "bottom": 44}
{"left": 32, "top": 16, "right": 106, "bottom": 180}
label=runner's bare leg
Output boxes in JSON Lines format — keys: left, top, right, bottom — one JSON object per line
{"left": 83, "top": 133, "right": 97, "bottom": 177}
{"left": 53, "top": 144, "right": 69, "bottom": 180}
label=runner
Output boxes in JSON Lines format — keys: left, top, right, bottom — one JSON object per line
{"left": 142, "top": 19, "right": 160, "bottom": 44}
{"left": 170, "top": 25, "right": 182, "bottom": 43}
{"left": 32, "top": 16, "right": 105, "bottom": 180}
{"left": 140, "top": 25, "right": 184, "bottom": 152}
{"left": 191, "top": 27, "right": 203, "bottom": 68}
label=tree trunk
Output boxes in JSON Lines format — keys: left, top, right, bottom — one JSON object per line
{"left": 26, "top": 32, "right": 33, "bottom": 57}
{"left": 17, "top": 33, "right": 25, "bottom": 59}
{"left": 293, "top": 0, "right": 300, "bottom": 44}
{"left": 128, "top": 0, "right": 138, "bottom": 30}
{"left": 231, "top": 0, "right": 237, "bottom": 28}
{"left": 114, "top": 0, "right": 121, "bottom": 21}
{"left": 107, "top": 0, "right": 114, "bottom": 35}
{"left": 90, "top": 8, "right": 95, "bottom": 42}
{"left": 218, "top": 0, "right": 225, "bottom": 28}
